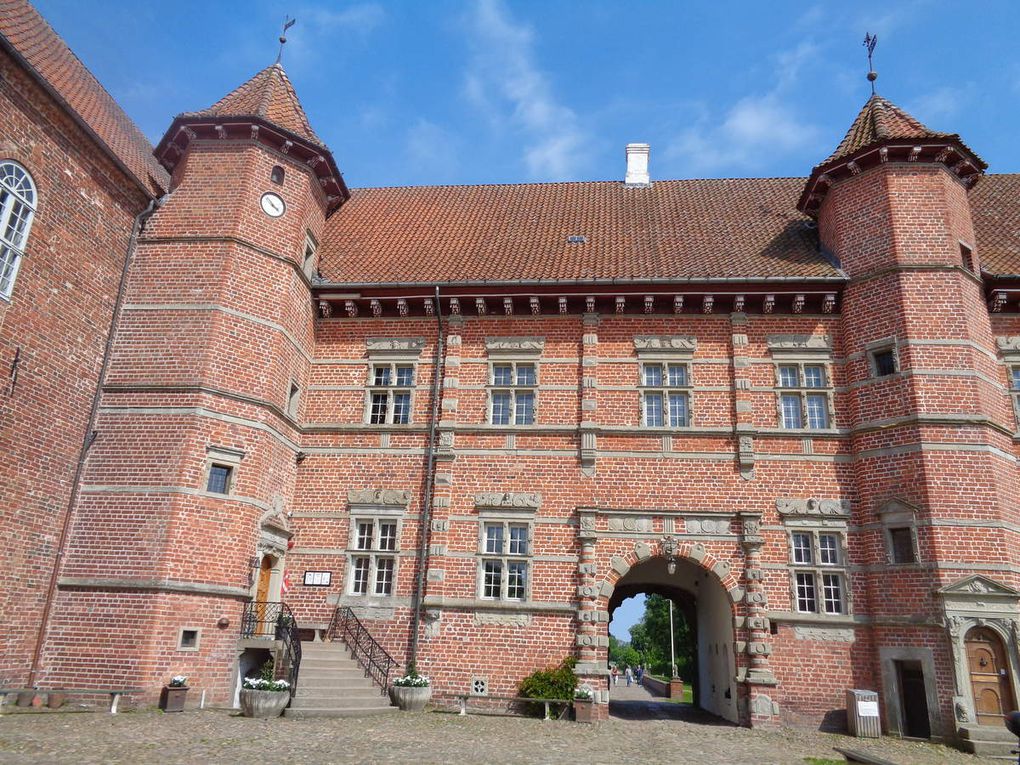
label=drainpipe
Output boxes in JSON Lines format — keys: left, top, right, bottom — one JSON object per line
{"left": 27, "top": 195, "right": 162, "bottom": 687}
{"left": 408, "top": 286, "right": 444, "bottom": 669}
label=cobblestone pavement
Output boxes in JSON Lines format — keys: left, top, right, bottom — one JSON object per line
{"left": 0, "top": 707, "right": 1003, "bottom": 765}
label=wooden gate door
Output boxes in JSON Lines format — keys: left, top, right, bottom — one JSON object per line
{"left": 255, "top": 556, "right": 273, "bottom": 635}
{"left": 966, "top": 627, "right": 1015, "bottom": 725}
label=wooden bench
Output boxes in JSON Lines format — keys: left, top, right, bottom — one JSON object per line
{"left": 0, "top": 688, "right": 142, "bottom": 714}
{"left": 454, "top": 694, "right": 574, "bottom": 720}
{"left": 833, "top": 747, "right": 900, "bottom": 765}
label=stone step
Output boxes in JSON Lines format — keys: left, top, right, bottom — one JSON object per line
{"left": 299, "top": 671, "right": 373, "bottom": 687}
{"left": 957, "top": 737, "right": 1017, "bottom": 759}
{"left": 289, "top": 692, "right": 387, "bottom": 709}
{"left": 959, "top": 725, "right": 1017, "bottom": 743}
{"left": 284, "top": 705, "right": 399, "bottom": 719}
{"left": 299, "top": 658, "right": 361, "bottom": 670}
{"left": 301, "top": 644, "right": 353, "bottom": 655}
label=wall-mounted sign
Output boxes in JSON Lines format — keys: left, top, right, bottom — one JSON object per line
{"left": 303, "top": 571, "right": 332, "bottom": 587}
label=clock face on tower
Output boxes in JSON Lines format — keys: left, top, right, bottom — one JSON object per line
{"left": 260, "top": 192, "right": 286, "bottom": 218}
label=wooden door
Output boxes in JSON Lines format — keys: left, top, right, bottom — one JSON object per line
{"left": 966, "top": 627, "right": 1015, "bottom": 725}
{"left": 255, "top": 557, "right": 273, "bottom": 635}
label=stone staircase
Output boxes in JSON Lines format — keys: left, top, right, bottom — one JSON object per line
{"left": 283, "top": 641, "right": 397, "bottom": 718}
{"left": 957, "top": 725, "right": 1019, "bottom": 760}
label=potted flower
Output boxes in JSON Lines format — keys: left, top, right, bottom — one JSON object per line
{"left": 160, "top": 675, "right": 189, "bottom": 712}
{"left": 389, "top": 663, "right": 431, "bottom": 712}
{"left": 239, "top": 676, "right": 291, "bottom": 717}
{"left": 573, "top": 686, "right": 595, "bottom": 723}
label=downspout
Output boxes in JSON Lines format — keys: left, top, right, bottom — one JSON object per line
{"left": 408, "top": 286, "right": 444, "bottom": 669}
{"left": 27, "top": 194, "right": 162, "bottom": 687}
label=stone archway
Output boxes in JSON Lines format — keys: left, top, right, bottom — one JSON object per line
{"left": 607, "top": 554, "right": 739, "bottom": 722}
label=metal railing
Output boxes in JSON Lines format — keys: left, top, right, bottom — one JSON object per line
{"left": 240, "top": 601, "right": 302, "bottom": 694}
{"left": 327, "top": 606, "right": 397, "bottom": 694}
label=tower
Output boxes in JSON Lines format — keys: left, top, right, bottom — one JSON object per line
{"left": 800, "top": 95, "right": 1019, "bottom": 736}
{"left": 37, "top": 63, "right": 347, "bottom": 703}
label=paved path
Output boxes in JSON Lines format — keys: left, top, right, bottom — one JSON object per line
{"left": 607, "top": 678, "right": 711, "bottom": 723}
{"left": 0, "top": 707, "right": 1002, "bottom": 765}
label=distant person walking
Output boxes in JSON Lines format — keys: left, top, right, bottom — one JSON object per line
{"left": 611, "top": 665, "right": 619, "bottom": 686}
{"left": 636, "top": 664, "right": 644, "bottom": 684}
{"left": 625, "top": 665, "right": 633, "bottom": 687}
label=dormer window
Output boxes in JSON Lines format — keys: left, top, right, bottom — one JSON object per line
{"left": 0, "top": 161, "right": 37, "bottom": 300}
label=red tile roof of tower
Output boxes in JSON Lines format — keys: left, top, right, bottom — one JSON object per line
{"left": 0, "top": 0, "right": 168, "bottom": 196}
{"left": 181, "top": 63, "right": 326, "bottom": 150}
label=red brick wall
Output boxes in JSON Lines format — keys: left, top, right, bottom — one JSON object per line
{"left": 0, "top": 47, "right": 149, "bottom": 687}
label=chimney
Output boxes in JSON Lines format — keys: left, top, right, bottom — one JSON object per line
{"left": 625, "top": 143, "right": 650, "bottom": 186}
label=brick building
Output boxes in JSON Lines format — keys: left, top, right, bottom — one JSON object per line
{"left": 3, "top": 0, "right": 1020, "bottom": 744}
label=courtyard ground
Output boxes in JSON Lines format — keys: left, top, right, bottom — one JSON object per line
{"left": 0, "top": 706, "right": 1004, "bottom": 765}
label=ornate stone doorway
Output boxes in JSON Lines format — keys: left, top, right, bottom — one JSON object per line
{"left": 965, "top": 626, "right": 1015, "bottom": 726}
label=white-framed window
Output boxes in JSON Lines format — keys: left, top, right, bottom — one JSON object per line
{"left": 776, "top": 363, "right": 832, "bottom": 430}
{"left": 640, "top": 362, "right": 692, "bottom": 427}
{"left": 788, "top": 530, "right": 847, "bottom": 615}
{"left": 489, "top": 362, "right": 536, "bottom": 425}
{"left": 0, "top": 161, "right": 37, "bottom": 299}
{"left": 478, "top": 520, "right": 531, "bottom": 600}
{"left": 367, "top": 363, "right": 414, "bottom": 424}
{"left": 303, "top": 231, "right": 317, "bottom": 279}
{"left": 348, "top": 516, "right": 399, "bottom": 596}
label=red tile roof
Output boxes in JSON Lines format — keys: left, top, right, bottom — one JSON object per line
{"left": 320, "top": 173, "right": 1020, "bottom": 285}
{"left": 320, "top": 178, "right": 841, "bottom": 285}
{"left": 0, "top": 0, "right": 168, "bottom": 195}
{"left": 972, "top": 174, "right": 1020, "bottom": 277}
{"left": 182, "top": 63, "right": 326, "bottom": 150}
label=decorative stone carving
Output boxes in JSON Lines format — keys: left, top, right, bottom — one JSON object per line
{"left": 633, "top": 336, "right": 697, "bottom": 355}
{"left": 431, "top": 519, "right": 449, "bottom": 532}
{"left": 742, "top": 516, "right": 760, "bottom": 537}
{"left": 940, "top": 575, "right": 1020, "bottom": 599}
{"left": 765, "top": 334, "right": 832, "bottom": 353}
{"left": 954, "top": 697, "right": 970, "bottom": 723}
{"left": 738, "top": 434, "right": 755, "bottom": 480}
{"left": 633, "top": 541, "right": 652, "bottom": 560}
{"left": 607, "top": 516, "right": 652, "bottom": 532}
{"left": 474, "top": 492, "right": 541, "bottom": 509}
{"left": 348, "top": 488, "right": 411, "bottom": 507}
{"left": 776, "top": 498, "right": 851, "bottom": 519}
{"left": 685, "top": 517, "right": 732, "bottom": 535}
{"left": 576, "top": 610, "right": 610, "bottom": 623}
{"left": 997, "top": 336, "right": 1020, "bottom": 356}
{"left": 751, "top": 693, "right": 779, "bottom": 716}
{"left": 474, "top": 612, "right": 530, "bottom": 627}
{"left": 577, "top": 584, "right": 598, "bottom": 598}
{"left": 747, "top": 641, "right": 772, "bottom": 656}
{"left": 366, "top": 337, "right": 425, "bottom": 355}
{"left": 485, "top": 337, "right": 545, "bottom": 353}
{"left": 660, "top": 535, "right": 678, "bottom": 559}
{"left": 423, "top": 609, "right": 442, "bottom": 638}
{"left": 793, "top": 626, "right": 855, "bottom": 643}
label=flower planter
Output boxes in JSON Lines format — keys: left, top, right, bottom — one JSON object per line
{"left": 239, "top": 689, "right": 290, "bottom": 718}
{"left": 160, "top": 686, "right": 189, "bottom": 713}
{"left": 389, "top": 685, "right": 431, "bottom": 712}
{"left": 574, "top": 699, "right": 595, "bottom": 723}
{"left": 47, "top": 692, "right": 66, "bottom": 709}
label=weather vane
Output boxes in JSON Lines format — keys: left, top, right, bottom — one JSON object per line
{"left": 863, "top": 32, "right": 878, "bottom": 95}
{"left": 276, "top": 16, "right": 296, "bottom": 64}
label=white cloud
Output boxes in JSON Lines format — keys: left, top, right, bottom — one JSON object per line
{"left": 463, "top": 0, "right": 589, "bottom": 180}
{"left": 664, "top": 42, "right": 822, "bottom": 176}
{"left": 405, "top": 119, "right": 460, "bottom": 181}
{"left": 906, "top": 87, "right": 963, "bottom": 124}
{"left": 303, "top": 5, "right": 385, "bottom": 37}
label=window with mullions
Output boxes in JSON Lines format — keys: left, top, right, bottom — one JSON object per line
{"left": 640, "top": 362, "right": 692, "bottom": 427}
{"left": 349, "top": 517, "right": 399, "bottom": 596}
{"left": 0, "top": 161, "right": 37, "bottom": 299}
{"left": 777, "top": 363, "right": 831, "bottom": 429}
{"left": 789, "top": 530, "right": 847, "bottom": 615}
{"left": 479, "top": 521, "right": 530, "bottom": 600}
{"left": 489, "top": 362, "right": 536, "bottom": 425}
{"left": 367, "top": 363, "right": 414, "bottom": 424}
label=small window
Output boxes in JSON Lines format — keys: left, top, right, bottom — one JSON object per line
{"left": 207, "top": 464, "right": 233, "bottom": 494}
{"left": 489, "top": 362, "right": 536, "bottom": 426}
{"left": 641, "top": 362, "right": 692, "bottom": 428}
{"left": 960, "top": 243, "right": 974, "bottom": 272}
{"left": 271, "top": 165, "right": 285, "bottom": 185}
{"left": 775, "top": 362, "right": 832, "bottom": 430}
{"left": 178, "top": 628, "right": 200, "bottom": 651}
{"left": 889, "top": 527, "right": 916, "bottom": 564}
{"left": 368, "top": 363, "right": 414, "bottom": 424}
{"left": 872, "top": 349, "right": 897, "bottom": 377}
{"left": 303, "top": 232, "right": 317, "bottom": 278}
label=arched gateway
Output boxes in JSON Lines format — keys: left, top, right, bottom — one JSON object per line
{"left": 573, "top": 511, "right": 779, "bottom": 726}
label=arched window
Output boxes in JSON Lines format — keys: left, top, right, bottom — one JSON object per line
{"left": 270, "top": 165, "right": 285, "bottom": 185}
{"left": 0, "top": 161, "right": 36, "bottom": 299}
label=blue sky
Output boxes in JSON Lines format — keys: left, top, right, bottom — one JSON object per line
{"left": 34, "top": 0, "right": 1020, "bottom": 190}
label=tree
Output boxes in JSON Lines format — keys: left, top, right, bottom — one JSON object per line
{"left": 629, "top": 594, "right": 695, "bottom": 680}
{"left": 608, "top": 633, "right": 640, "bottom": 669}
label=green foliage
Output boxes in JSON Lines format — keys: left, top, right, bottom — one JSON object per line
{"left": 517, "top": 657, "right": 577, "bottom": 717}
{"left": 626, "top": 595, "right": 696, "bottom": 682}
{"left": 608, "top": 633, "right": 641, "bottom": 669}
{"left": 258, "top": 659, "right": 275, "bottom": 682}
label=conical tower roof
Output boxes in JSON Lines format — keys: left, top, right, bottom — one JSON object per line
{"left": 798, "top": 94, "right": 985, "bottom": 216}
{"left": 181, "top": 63, "right": 325, "bottom": 149}
{"left": 154, "top": 62, "right": 349, "bottom": 213}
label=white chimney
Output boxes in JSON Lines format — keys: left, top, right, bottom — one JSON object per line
{"left": 625, "top": 143, "right": 650, "bottom": 186}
